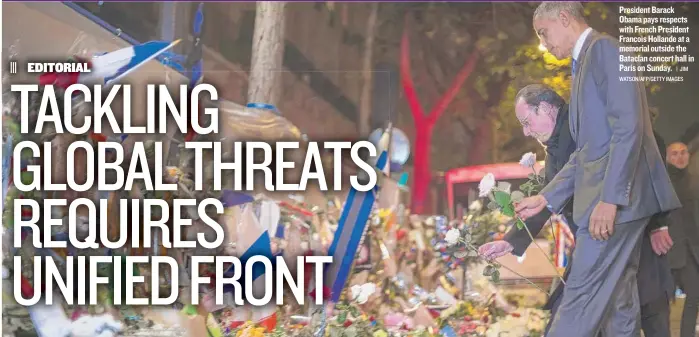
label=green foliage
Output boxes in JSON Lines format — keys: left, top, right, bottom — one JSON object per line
{"left": 3, "top": 117, "right": 21, "bottom": 142}
{"left": 2, "top": 187, "right": 20, "bottom": 228}
{"left": 493, "top": 191, "right": 512, "bottom": 214}
{"left": 482, "top": 263, "right": 501, "bottom": 283}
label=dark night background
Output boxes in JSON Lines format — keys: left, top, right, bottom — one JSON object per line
{"left": 623, "top": 2, "right": 699, "bottom": 143}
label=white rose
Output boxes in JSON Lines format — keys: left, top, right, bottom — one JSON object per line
{"left": 468, "top": 200, "right": 483, "bottom": 212}
{"left": 519, "top": 152, "right": 537, "bottom": 168}
{"left": 444, "top": 228, "right": 461, "bottom": 246}
{"left": 351, "top": 282, "right": 376, "bottom": 304}
{"left": 478, "top": 173, "right": 496, "bottom": 197}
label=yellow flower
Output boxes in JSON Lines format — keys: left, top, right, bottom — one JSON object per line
{"left": 378, "top": 209, "right": 392, "bottom": 218}
{"left": 373, "top": 330, "right": 388, "bottom": 337}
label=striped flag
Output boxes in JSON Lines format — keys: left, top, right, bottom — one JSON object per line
{"left": 322, "top": 151, "right": 388, "bottom": 303}
{"left": 553, "top": 216, "right": 575, "bottom": 269}
{"left": 224, "top": 205, "right": 277, "bottom": 331}
{"left": 39, "top": 40, "right": 180, "bottom": 89}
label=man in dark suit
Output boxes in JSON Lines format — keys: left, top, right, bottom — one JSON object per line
{"left": 665, "top": 141, "right": 699, "bottom": 337}
{"left": 640, "top": 113, "right": 676, "bottom": 337}
{"left": 514, "top": 3, "right": 681, "bottom": 336}
{"left": 478, "top": 84, "right": 675, "bottom": 337}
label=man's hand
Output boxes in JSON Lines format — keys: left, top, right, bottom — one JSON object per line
{"left": 478, "top": 241, "right": 514, "bottom": 260}
{"left": 650, "top": 228, "right": 673, "bottom": 255}
{"left": 590, "top": 201, "right": 617, "bottom": 240}
{"left": 514, "top": 195, "right": 548, "bottom": 220}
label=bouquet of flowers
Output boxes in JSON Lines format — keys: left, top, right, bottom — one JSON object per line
{"left": 432, "top": 201, "right": 512, "bottom": 272}
{"left": 436, "top": 301, "right": 492, "bottom": 336}
{"left": 481, "top": 152, "right": 545, "bottom": 230}
{"left": 478, "top": 152, "right": 565, "bottom": 287}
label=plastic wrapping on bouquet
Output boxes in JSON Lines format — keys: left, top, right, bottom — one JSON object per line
{"left": 434, "top": 216, "right": 447, "bottom": 231}
{"left": 411, "top": 285, "right": 438, "bottom": 305}
{"left": 67, "top": 32, "right": 101, "bottom": 60}
{"left": 391, "top": 274, "right": 408, "bottom": 292}
{"left": 408, "top": 296, "right": 422, "bottom": 307}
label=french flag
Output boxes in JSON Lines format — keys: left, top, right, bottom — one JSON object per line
{"left": 39, "top": 40, "right": 180, "bottom": 89}
{"left": 222, "top": 197, "right": 277, "bottom": 331}
{"left": 554, "top": 218, "right": 575, "bottom": 269}
{"left": 320, "top": 151, "right": 388, "bottom": 303}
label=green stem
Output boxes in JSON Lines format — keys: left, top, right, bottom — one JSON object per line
{"left": 467, "top": 244, "right": 550, "bottom": 296}
{"left": 516, "top": 215, "right": 566, "bottom": 286}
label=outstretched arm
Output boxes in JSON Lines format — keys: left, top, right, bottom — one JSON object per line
{"left": 503, "top": 207, "right": 552, "bottom": 256}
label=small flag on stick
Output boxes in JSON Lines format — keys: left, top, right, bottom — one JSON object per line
{"left": 323, "top": 151, "right": 389, "bottom": 303}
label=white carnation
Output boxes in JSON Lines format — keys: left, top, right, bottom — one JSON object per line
{"left": 468, "top": 200, "right": 483, "bottom": 212}
{"left": 478, "top": 173, "right": 496, "bottom": 197}
{"left": 445, "top": 228, "right": 461, "bottom": 246}
{"left": 351, "top": 283, "right": 376, "bottom": 304}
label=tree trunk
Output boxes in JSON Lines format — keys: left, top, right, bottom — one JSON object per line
{"left": 400, "top": 15, "right": 479, "bottom": 215}
{"left": 411, "top": 124, "right": 433, "bottom": 214}
{"left": 358, "top": 2, "right": 379, "bottom": 137}
{"left": 248, "top": 1, "right": 287, "bottom": 107}
{"left": 467, "top": 117, "right": 492, "bottom": 164}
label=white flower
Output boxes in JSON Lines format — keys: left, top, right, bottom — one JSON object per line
{"left": 478, "top": 173, "right": 496, "bottom": 197}
{"left": 468, "top": 200, "right": 483, "bottom": 212}
{"left": 351, "top": 283, "right": 376, "bottom": 304}
{"left": 444, "top": 228, "right": 461, "bottom": 246}
{"left": 519, "top": 152, "right": 537, "bottom": 168}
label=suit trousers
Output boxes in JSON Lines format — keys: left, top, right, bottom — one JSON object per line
{"left": 640, "top": 296, "right": 671, "bottom": 337}
{"left": 547, "top": 217, "right": 649, "bottom": 337}
{"left": 673, "top": 262, "right": 699, "bottom": 337}
{"left": 545, "top": 265, "right": 672, "bottom": 337}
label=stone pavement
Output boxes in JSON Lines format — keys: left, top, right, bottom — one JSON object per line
{"left": 670, "top": 298, "right": 699, "bottom": 337}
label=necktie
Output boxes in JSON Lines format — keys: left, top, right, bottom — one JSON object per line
{"left": 571, "top": 58, "right": 578, "bottom": 77}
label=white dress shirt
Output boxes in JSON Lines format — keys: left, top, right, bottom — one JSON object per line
{"left": 572, "top": 27, "right": 593, "bottom": 61}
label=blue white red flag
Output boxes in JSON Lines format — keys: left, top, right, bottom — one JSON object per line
{"left": 322, "top": 151, "right": 388, "bottom": 303}
{"left": 39, "top": 40, "right": 180, "bottom": 89}
{"left": 553, "top": 216, "right": 575, "bottom": 269}
{"left": 223, "top": 203, "right": 277, "bottom": 331}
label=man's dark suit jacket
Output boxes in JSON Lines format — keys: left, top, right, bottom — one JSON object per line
{"left": 504, "top": 104, "right": 577, "bottom": 258}
{"left": 503, "top": 105, "right": 674, "bottom": 308}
